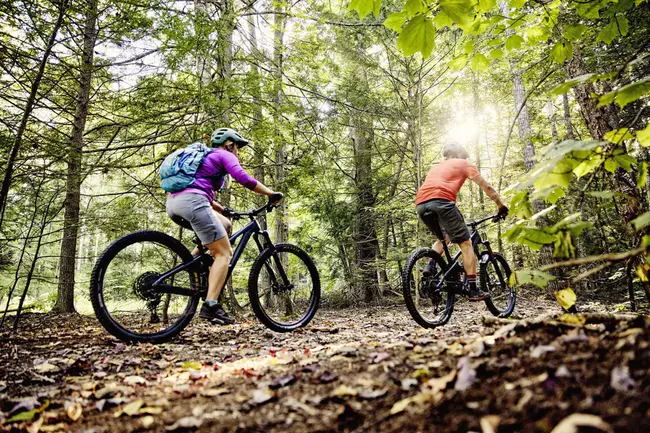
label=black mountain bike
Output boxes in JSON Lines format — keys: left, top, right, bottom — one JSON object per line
{"left": 90, "top": 198, "right": 320, "bottom": 343}
{"left": 402, "top": 212, "right": 515, "bottom": 328}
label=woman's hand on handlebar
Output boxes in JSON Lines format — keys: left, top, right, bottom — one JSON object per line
{"left": 269, "top": 192, "right": 283, "bottom": 207}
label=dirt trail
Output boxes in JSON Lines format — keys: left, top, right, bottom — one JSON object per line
{"left": 1, "top": 294, "right": 649, "bottom": 433}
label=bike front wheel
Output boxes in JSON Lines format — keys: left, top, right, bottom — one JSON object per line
{"left": 402, "top": 248, "right": 454, "bottom": 328}
{"left": 248, "top": 243, "right": 320, "bottom": 332}
{"left": 480, "top": 252, "right": 516, "bottom": 317}
{"left": 90, "top": 230, "right": 203, "bottom": 343}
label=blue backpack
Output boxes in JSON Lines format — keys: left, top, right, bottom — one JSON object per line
{"left": 159, "top": 142, "right": 212, "bottom": 193}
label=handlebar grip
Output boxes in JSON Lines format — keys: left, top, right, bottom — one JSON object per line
{"left": 269, "top": 192, "right": 283, "bottom": 205}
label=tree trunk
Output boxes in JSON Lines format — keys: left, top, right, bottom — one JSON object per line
{"left": 53, "top": 0, "right": 98, "bottom": 313}
{"left": 563, "top": 93, "right": 575, "bottom": 140}
{"left": 565, "top": 50, "right": 642, "bottom": 227}
{"left": 547, "top": 96, "right": 558, "bottom": 144}
{"left": 0, "top": 0, "right": 68, "bottom": 231}
{"left": 352, "top": 115, "right": 379, "bottom": 302}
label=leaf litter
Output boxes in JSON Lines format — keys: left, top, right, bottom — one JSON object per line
{"left": 1, "top": 299, "right": 649, "bottom": 432}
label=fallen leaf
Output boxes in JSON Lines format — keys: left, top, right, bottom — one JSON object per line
{"left": 557, "top": 313, "right": 586, "bottom": 325}
{"left": 123, "top": 376, "right": 147, "bottom": 385}
{"left": 283, "top": 397, "right": 318, "bottom": 416}
{"left": 317, "top": 371, "right": 337, "bottom": 383}
{"left": 555, "top": 365, "right": 571, "bottom": 378}
{"left": 331, "top": 385, "right": 358, "bottom": 397}
{"left": 466, "top": 339, "right": 485, "bottom": 357}
{"left": 27, "top": 418, "right": 43, "bottom": 433}
{"left": 530, "top": 345, "right": 556, "bottom": 358}
{"left": 34, "top": 363, "right": 59, "bottom": 374}
{"left": 610, "top": 366, "right": 635, "bottom": 392}
{"left": 119, "top": 399, "right": 144, "bottom": 416}
{"left": 139, "top": 406, "right": 163, "bottom": 415}
{"left": 64, "top": 401, "right": 82, "bottom": 421}
{"left": 454, "top": 357, "right": 476, "bottom": 391}
{"left": 270, "top": 373, "right": 297, "bottom": 389}
{"left": 427, "top": 370, "right": 456, "bottom": 394}
{"left": 39, "top": 423, "right": 67, "bottom": 432}
{"left": 166, "top": 416, "right": 203, "bottom": 431}
{"left": 251, "top": 389, "right": 275, "bottom": 405}
{"left": 401, "top": 378, "right": 418, "bottom": 390}
{"left": 358, "top": 388, "right": 387, "bottom": 399}
{"left": 199, "top": 388, "right": 230, "bottom": 397}
{"left": 480, "top": 415, "right": 500, "bottom": 433}
{"left": 369, "top": 352, "right": 390, "bottom": 363}
{"left": 141, "top": 415, "right": 155, "bottom": 428}
{"left": 181, "top": 361, "right": 202, "bottom": 370}
{"left": 515, "top": 389, "right": 533, "bottom": 410}
{"left": 554, "top": 288, "right": 576, "bottom": 311}
{"left": 550, "top": 413, "right": 613, "bottom": 433}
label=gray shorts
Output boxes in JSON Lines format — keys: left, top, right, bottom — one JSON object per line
{"left": 416, "top": 199, "right": 470, "bottom": 243}
{"left": 166, "top": 193, "right": 227, "bottom": 244}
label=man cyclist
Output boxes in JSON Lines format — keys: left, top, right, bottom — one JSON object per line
{"left": 415, "top": 142, "right": 508, "bottom": 301}
{"left": 166, "top": 128, "right": 282, "bottom": 325}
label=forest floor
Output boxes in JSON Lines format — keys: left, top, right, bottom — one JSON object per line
{"left": 1, "top": 291, "right": 649, "bottom": 433}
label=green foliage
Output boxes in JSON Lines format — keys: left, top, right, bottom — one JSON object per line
{"left": 598, "top": 77, "right": 650, "bottom": 108}
{"left": 550, "top": 41, "right": 573, "bottom": 63}
{"left": 469, "top": 53, "right": 489, "bottom": 72}
{"left": 637, "top": 125, "right": 650, "bottom": 147}
{"left": 510, "top": 270, "right": 556, "bottom": 288}
{"left": 505, "top": 34, "right": 524, "bottom": 51}
{"left": 596, "top": 16, "right": 629, "bottom": 44}
{"left": 397, "top": 15, "right": 435, "bottom": 58}
{"left": 349, "top": 0, "right": 381, "bottom": 19}
{"left": 439, "top": 0, "right": 474, "bottom": 27}
{"left": 632, "top": 211, "right": 650, "bottom": 231}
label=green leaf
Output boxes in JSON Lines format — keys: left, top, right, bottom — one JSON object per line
{"left": 637, "top": 162, "right": 647, "bottom": 187}
{"left": 404, "top": 0, "right": 425, "bottom": 15}
{"left": 477, "top": 0, "right": 496, "bottom": 13}
{"left": 397, "top": 15, "right": 435, "bottom": 58}
{"left": 553, "top": 230, "right": 576, "bottom": 258}
{"left": 533, "top": 172, "right": 573, "bottom": 191}
{"left": 604, "top": 157, "right": 618, "bottom": 172}
{"left": 434, "top": 11, "right": 454, "bottom": 29}
{"left": 574, "top": 1, "right": 605, "bottom": 19}
{"left": 469, "top": 53, "right": 489, "bottom": 72}
{"left": 448, "top": 54, "right": 468, "bottom": 71}
{"left": 526, "top": 26, "right": 549, "bottom": 43}
{"left": 511, "top": 270, "right": 556, "bottom": 288}
{"left": 509, "top": 0, "right": 526, "bottom": 9}
{"left": 489, "top": 48, "right": 503, "bottom": 59}
{"left": 348, "top": 0, "right": 381, "bottom": 19}
{"left": 384, "top": 12, "right": 408, "bottom": 32}
{"left": 510, "top": 190, "right": 533, "bottom": 219}
{"left": 637, "top": 124, "right": 650, "bottom": 147}
{"left": 550, "top": 73, "right": 595, "bottom": 96}
{"left": 182, "top": 361, "right": 202, "bottom": 369}
{"left": 573, "top": 155, "right": 603, "bottom": 177}
{"left": 598, "top": 77, "right": 650, "bottom": 109}
{"left": 564, "top": 23, "right": 588, "bottom": 41}
{"left": 519, "top": 227, "right": 557, "bottom": 250}
{"left": 550, "top": 41, "right": 573, "bottom": 63}
{"left": 439, "top": 0, "right": 473, "bottom": 27}
{"left": 632, "top": 210, "right": 650, "bottom": 231}
{"left": 596, "top": 16, "right": 629, "bottom": 44}
{"left": 532, "top": 186, "right": 565, "bottom": 204}
{"left": 604, "top": 128, "right": 633, "bottom": 143}
{"left": 463, "top": 40, "right": 475, "bottom": 54}
{"left": 505, "top": 34, "right": 524, "bottom": 51}
{"left": 612, "top": 152, "right": 636, "bottom": 171}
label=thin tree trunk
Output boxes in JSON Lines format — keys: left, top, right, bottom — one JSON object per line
{"left": 0, "top": 0, "right": 68, "bottom": 231}
{"left": 53, "top": 0, "right": 99, "bottom": 313}
{"left": 563, "top": 93, "right": 575, "bottom": 140}
{"left": 547, "top": 96, "right": 558, "bottom": 144}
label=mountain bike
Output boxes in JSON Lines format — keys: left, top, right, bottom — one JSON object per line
{"left": 402, "top": 212, "right": 515, "bottom": 328}
{"left": 90, "top": 198, "right": 320, "bottom": 343}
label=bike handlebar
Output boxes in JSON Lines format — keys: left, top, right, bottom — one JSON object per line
{"left": 468, "top": 212, "right": 506, "bottom": 227}
{"left": 228, "top": 197, "right": 282, "bottom": 221}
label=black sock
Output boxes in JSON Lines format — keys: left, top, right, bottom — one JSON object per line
{"left": 467, "top": 274, "right": 477, "bottom": 291}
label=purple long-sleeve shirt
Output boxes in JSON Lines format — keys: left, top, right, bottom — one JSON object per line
{"left": 169, "top": 148, "right": 258, "bottom": 202}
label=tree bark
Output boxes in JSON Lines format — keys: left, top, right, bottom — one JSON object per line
{"left": 53, "top": 0, "right": 99, "bottom": 313}
{"left": 563, "top": 93, "right": 575, "bottom": 140}
{"left": 0, "top": 0, "right": 68, "bottom": 231}
{"left": 351, "top": 115, "right": 379, "bottom": 302}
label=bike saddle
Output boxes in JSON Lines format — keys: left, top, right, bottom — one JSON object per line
{"left": 170, "top": 215, "right": 193, "bottom": 231}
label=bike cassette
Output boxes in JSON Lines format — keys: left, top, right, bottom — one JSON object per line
{"left": 133, "top": 271, "right": 163, "bottom": 303}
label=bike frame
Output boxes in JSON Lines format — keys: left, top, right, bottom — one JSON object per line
{"left": 151, "top": 206, "right": 290, "bottom": 298}
{"left": 436, "top": 214, "right": 498, "bottom": 291}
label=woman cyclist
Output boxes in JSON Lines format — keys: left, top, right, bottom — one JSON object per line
{"left": 166, "top": 128, "right": 282, "bottom": 325}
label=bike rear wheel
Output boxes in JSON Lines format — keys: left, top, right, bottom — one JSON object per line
{"left": 90, "top": 230, "right": 203, "bottom": 343}
{"left": 248, "top": 243, "right": 320, "bottom": 332}
{"left": 480, "top": 252, "right": 516, "bottom": 317}
{"left": 402, "top": 248, "right": 454, "bottom": 328}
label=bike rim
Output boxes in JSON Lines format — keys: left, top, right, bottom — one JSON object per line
{"left": 406, "top": 254, "right": 453, "bottom": 325}
{"left": 483, "top": 258, "right": 512, "bottom": 312}
{"left": 254, "top": 249, "right": 316, "bottom": 328}
{"left": 98, "top": 239, "right": 199, "bottom": 337}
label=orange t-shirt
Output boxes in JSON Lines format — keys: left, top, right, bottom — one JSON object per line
{"left": 415, "top": 158, "right": 480, "bottom": 205}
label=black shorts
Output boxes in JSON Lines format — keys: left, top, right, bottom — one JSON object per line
{"left": 416, "top": 199, "right": 470, "bottom": 243}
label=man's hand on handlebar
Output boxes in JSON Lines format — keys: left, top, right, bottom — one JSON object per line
{"left": 222, "top": 207, "right": 235, "bottom": 218}
{"left": 493, "top": 205, "right": 509, "bottom": 222}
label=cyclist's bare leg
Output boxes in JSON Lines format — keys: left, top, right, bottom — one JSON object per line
{"left": 204, "top": 236, "right": 233, "bottom": 301}
{"left": 458, "top": 240, "right": 476, "bottom": 276}
{"left": 432, "top": 234, "right": 450, "bottom": 255}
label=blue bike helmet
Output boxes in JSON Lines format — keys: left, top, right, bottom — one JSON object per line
{"left": 210, "top": 128, "right": 249, "bottom": 147}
